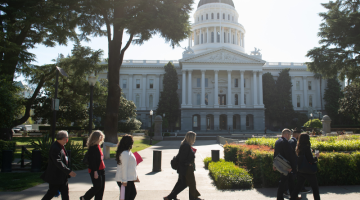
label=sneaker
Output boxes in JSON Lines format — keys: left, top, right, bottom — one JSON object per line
{"left": 300, "top": 188, "right": 312, "bottom": 194}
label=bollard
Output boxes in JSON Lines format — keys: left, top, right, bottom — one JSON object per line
{"left": 31, "top": 150, "right": 42, "bottom": 172}
{"left": 83, "top": 138, "right": 88, "bottom": 148}
{"left": 66, "top": 150, "right": 71, "bottom": 171}
{"left": 21, "top": 146, "right": 25, "bottom": 168}
{"left": 152, "top": 150, "right": 162, "bottom": 172}
{"left": 1, "top": 150, "right": 13, "bottom": 172}
{"left": 211, "top": 150, "right": 220, "bottom": 162}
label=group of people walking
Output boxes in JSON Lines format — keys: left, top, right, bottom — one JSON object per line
{"left": 274, "top": 128, "right": 321, "bottom": 200}
{"left": 40, "top": 130, "right": 203, "bottom": 200}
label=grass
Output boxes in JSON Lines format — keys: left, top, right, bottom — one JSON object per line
{"left": 0, "top": 172, "right": 44, "bottom": 192}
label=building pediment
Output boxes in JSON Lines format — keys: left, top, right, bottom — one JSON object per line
{"left": 180, "top": 47, "right": 266, "bottom": 64}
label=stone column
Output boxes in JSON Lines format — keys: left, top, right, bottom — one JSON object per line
{"left": 240, "top": 112, "right": 246, "bottom": 131}
{"left": 214, "top": 70, "right": 219, "bottom": 108}
{"left": 220, "top": 27, "right": 223, "bottom": 43}
{"left": 242, "top": 33, "right": 245, "bottom": 47}
{"left": 230, "top": 28, "right": 232, "bottom": 44}
{"left": 201, "top": 70, "right": 206, "bottom": 108}
{"left": 155, "top": 74, "right": 160, "bottom": 109}
{"left": 227, "top": 70, "right": 232, "bottom": 107}
{"left": 240, "top": 71, "right": 245, "bottom": 107}
{"left": 253, "top": 71, "right": 258, "bottom": 106}
{"left": 235, "top": 31, "right": 238, "bottom": 45}
{"left": 141, "top": 74, "right": 147, "bottom": 110}
{"left": 303, "top": 76, "right": 307, "bottom": 108}
{"left": 188, "top": 35, "right": 191, "bottom": 47}
{"left": 188, "top": 70, "right": 193, "bottom": 106}
{"left": 128, "top": 74, "right": 133, "bottom": 101}
{"left": 182, "top": 70, "right": 187, "bottom": 106}
{"left": 214, "top": 112, "right": 220, "bottom": 131}
{"left": 259, "top": 71, "right": 263, "bottom": 105}
{"left": 200, "top": 28, "right": 202, "bottom": 44}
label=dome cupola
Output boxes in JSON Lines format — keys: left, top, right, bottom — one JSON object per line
{"left": 198, "top": 0, "right": 235, "bottom": 8}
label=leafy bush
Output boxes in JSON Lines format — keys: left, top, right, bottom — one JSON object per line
{"left": 163, "top": 132, "right": 171, "bottom": 137}
{"left": 203, "top": 157, "right": 224, "bottom": 169}
{"left": 208, "top": 160, "right": 253, "bottom": 189}
{"left": 118, "top": 118, "right": 142, "bottom": 133}
{"left": 303, "top": 119, "right": 323, "bottom": 129}
{"left": 0, "top": 140, "right": 16, "bottom": 168}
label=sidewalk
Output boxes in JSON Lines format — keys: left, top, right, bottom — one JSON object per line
{"left": 1, "top": 140, "right": 360, "bottom": 200}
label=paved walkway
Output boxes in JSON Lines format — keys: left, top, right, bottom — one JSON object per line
{"left": 1, "top": 140, "right": 360, "bottom": 199}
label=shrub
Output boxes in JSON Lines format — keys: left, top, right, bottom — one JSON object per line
{"left": 208, "top": 160, "right": 253, "bottom": 189}
{"left": 0, "top": 140, "right": 16, "bottom": 168}
{"left": 303, "top": 119, "right": 322, "bottom": 129}
{"left": 163, "top": 132, "right": 171, "bottom": 137}
{"left": 203, "top": 157, "right": 224, "bottom": 169}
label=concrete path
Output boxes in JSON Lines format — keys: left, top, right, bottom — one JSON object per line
{"left": 1, "top": 140, "right": 360, "bottom": 200}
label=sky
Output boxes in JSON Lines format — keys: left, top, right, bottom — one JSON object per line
{"left": 18, "top": 0, "right": 330, "bottom": 82}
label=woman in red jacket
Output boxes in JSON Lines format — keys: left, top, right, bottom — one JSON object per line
{"left": 80, "top": 130, "right": 106, "bottom": 200}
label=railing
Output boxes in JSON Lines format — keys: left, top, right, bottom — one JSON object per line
{"left": 265, "top": 62, "right": 306, "bottom": 67}
{"left": 122, "top": 60, "right": 179, "bottom": 64}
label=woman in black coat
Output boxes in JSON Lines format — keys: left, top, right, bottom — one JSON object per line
{"left": 290, "top": 133, "right": 320, "bottom": 200}
{"left": 164, "top": 131, "right": 203, "bottom": 200}
{"left": 80, "top": 131, "right": 106, "bottom": 200}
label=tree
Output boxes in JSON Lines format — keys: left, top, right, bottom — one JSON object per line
{"left": 78, "top": 0, "right": 193, "bottom": 143}
{"left": 314, "top": 73, "right": 324, "bottom": 111}
{"left": 156, "top": 62, "right": 180, "bottom": 131}
{"left": 323, "top": 78, "right": 343, "bottom": 124}
{"left": 0, "top": 0, "right": 83, "bottom": 82}
{"left": 303, "top": 119, "right": 323, "bottom": 129}
{"left": 306, "top": 0, "right": 360, "bottom": 82}
{"left": 262, "top": 73, "right": 277, "bottom": 123}
{"left": 275, "top": 69, "right": 295, "bottom": 127}
{"left": 339, "top": 83, "right": 360, "bottom": 122}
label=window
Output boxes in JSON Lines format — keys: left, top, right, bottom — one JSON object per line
{"left": 198, "top": 17, "right": 199, "bottom": 22}
{"left": 224, "top": 32, "right": 226, "bottom": 42}
{"left": 201, "top": 34, "right": 203, "bottom": 44}
{"left": 235, "top": 94, "right": 239, "bottom": 105}
{"left": 149, "top": 95, "right": 153, "bottom": 108}
{"left": 201, "top": 15, "right": 203, "bottom": 21}
{"left": 211, "top": 13, "right": 214, "bottom": 19}
{"left": 223, "top": 13, "right": 225, "bottom": 19}
{"left": 309, "top": 95, "right": 313, "bottom": 107}
{"left": 297, "top": 95, "right": 301, "bottom": 107}
{"left": 197, "top": 93, "right": 201, "bottom": 105}
{"left": 211, "top": 32, "right": 214, "bottom": 43}
{"left": 217, "top": 13, "right": 219, "bottom": 19}
{"left": 205, "top": 93, "right": 208, "bottom": 105}
{"left": 149, "top": 79, "right": 154, "bottom": 89}
{"left": 233, "top": 35, "right": 235, "bottom": 44}
{"left": 193, "top": 116, "right": 198, "bottom": 127}
{"left": 136, "top": 94, "right": 140, "bottom": 107}
{"left": 246, "top": 115, "right": 250, "bottom": 127}
{"left": 218, "top": 94, "right": 226, "bottom": 105}
{"left": 205, "top": 78, "right": 208, "bottom": 87}
{"left": 235, "top": 79, "right": 238, "bottom": 87}
{"left": 296, "top": 81, "right": 300, "bottom": 90}
{"left": 217, "top": 32, "right": 220, "bottom": 43}
{"left": 228, "top": 14, "right": 230, "bottom": 20}
{"left": 206, "top": 14, "right": 208, "bottom": 20}
{"left": 308, "top": 81, "right": 312, "bottom": 90}
{"left": 197, "top": 78, "right": 201, "bottom": 87}
{"left": 122, "top": 79, "right": 127, "bottom": 89}
{"left": 136, "top": 79, "right": 140, "bottom": 88}
{"left": 244, "top": 94, "right": 247, "bottom": 104}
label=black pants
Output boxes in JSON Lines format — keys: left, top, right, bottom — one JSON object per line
{"left": 168, "top": 166, "right": 200, "bottom": 200}
{"left": 117, "top": 181, "right": 137, "bottom": 200}
{"left": 83, "top": 170, "right": 105, "bottom": 200}
{"left": 277, "top": 174, "right": 293, "bottom": 200}
{"left": 42, "top": 181, "right": 69, "bottom": 200}
{"left": 291, "top": 173, "right": 320, "bottom": 200}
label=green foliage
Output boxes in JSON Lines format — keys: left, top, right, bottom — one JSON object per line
{"left": 339, "top": 83, "right": 360, "bottom": 123}
{"left": 208, "top": 159, "right": 253, "bottom": 189}
{"left": 156, "top": 62, "right": 180, "bottom": 131}
{"left": 0, "top": 140, "right": 16, "bottom": 168}
{"left": 291, "top": 112, "right": 309, "bottom": 129}
{"left": 118, "top": 118, "right": 142, "bottom": 133}
{"left": 324, "top": 78, "right": 344, "bottom": 124}
{"left": 0, "top": 172, "right": 44, "bottom": 191}
{"left": 262, "top": 73, "right": 277, "bottom": 122}
{"left": 163, "top": 132, "right": 171, "bottom": 137}
{"left": 304, "top": 119, "right": 323, "bottom": 129}
{"left": 203, "top": 157, "right": 225, "bottom": 169}
{"left": 306, "top": 0, "right": 360, "bottom": 82}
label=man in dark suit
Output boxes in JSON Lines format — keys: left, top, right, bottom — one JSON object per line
{"left": 273, "top": 129, "right": 301, "bottom": 200}
{"left": 41, "top": 131, "right": 76, "bottom": 200}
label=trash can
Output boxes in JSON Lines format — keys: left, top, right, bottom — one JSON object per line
{"left": 1, "top": 150, "right": 13, "bottom": 172}
{"left": 31, "top": 150, "right": 42, "bottom": 172}
{"left": 152, "top": 150, "right": 162, "bottom": 172}
{"left": 211, "top": 150, "right": 220, "bottom": 162}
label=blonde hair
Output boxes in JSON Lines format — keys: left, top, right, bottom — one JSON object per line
{"left": 181, "top": 131, "right": 196, "bottom": 146}
{"left": 87, "top": 130, "right": 105, "bottom": 147}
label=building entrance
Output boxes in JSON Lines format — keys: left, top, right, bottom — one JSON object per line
{"left": 219, "top": 115, "right": 227, "bottom": 130}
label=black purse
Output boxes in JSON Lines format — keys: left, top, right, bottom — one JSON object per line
{"left": 171, "top": 155, "right": 178, "bottom": 170}
{"left": 298, "top": 154, "right": 317, "bottom": 174}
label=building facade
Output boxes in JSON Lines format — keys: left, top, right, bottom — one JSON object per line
{"left": 99, "top": 0, "right": 345, "bottom": 132}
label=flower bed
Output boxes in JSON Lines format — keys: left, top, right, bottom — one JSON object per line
{"left": 204, "top": 158, "right": 253, "bottom": 189}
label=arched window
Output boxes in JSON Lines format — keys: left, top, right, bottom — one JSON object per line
{"left": 206, "top": 14, "right": 208, "bottom": 20}
{"left": 149, "top": 95, "right": 153, "bottom": 109}
{"left": 223, "top": 13, "right": 225, "bottom": 19}
{"left": 211, "top": 13, "right": 214, "bottom": 19}
{"left": 211, "top": 32, "right": 214, "bottom": 43}
{"left": 235, "top": 94, "right": 239, "bottom": 105}
{"left": 205, "top": 93, "right": 209, "bottom": 105}
{"left": 224, "top": 32, "right": 226, "bottom": 43}
{"left": 246, "top": 115, "right": 250, "bottom": 126}
{"left": 297, "top": 95, "right": 301, "bottom": 107}
{"left": 201, "top": 15, "right": 203, "bottom": 21}
{"left": 201, "top": 34, "right": 203, "bottom": 44}
{"left": 228, "top": 14, "right": 230, "bottom": 20}
{"left": 193, "top": 115, "right": 198, "bottom": 127}
{"left": 244, "top": 94, "right": 247, "bottom": 105}
{"left": 197, "top": 93, "right": 201, "bottom": 105}
{"left": 228, "top": 33, "right": 230, "bottom": 43}
{"left": 309, "top": 95, "right": 313, "bottom": 107}
{"left": 136, "top": 94, "right": 140, "bottom": 107}
{"left": 217, "top": 13, "right": 219, "bottom": 19}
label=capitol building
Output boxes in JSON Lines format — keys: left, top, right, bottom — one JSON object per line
{"left": 100, "top": 0, "right": 344, "bottom": 132}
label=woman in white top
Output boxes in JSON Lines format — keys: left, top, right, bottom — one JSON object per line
{"left": 115, "top": 135, "right": 139, "bottom": 200}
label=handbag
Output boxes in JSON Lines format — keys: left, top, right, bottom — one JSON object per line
{"left": 170, "top": 155, "right": 178, "bottom": 170}
{"left": 273, "top": 154, "right": 291, "bottom": 176}
{"left": 298, "top": 154, "right": 317, "bottom": 174}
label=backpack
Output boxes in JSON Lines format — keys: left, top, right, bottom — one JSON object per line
{"left": 170, "top": 155, "right": 179, "bottom": 170}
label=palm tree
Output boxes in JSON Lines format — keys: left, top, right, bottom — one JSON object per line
{"left": 314, "top": 73, "right": 323, "bottom": 111}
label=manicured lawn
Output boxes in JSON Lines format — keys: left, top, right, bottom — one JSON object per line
{"left": 0, "top": 172, "right": 44, "bottom": 192}
{"left": 109, "top": 137, "right": 160, "bottom": 158}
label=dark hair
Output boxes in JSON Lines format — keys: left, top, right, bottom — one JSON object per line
{"left": 115, "top": 135, "right": 134, "bottom": 165}
{"left": 296, "top": 133, "right": 311, "bottom": 156}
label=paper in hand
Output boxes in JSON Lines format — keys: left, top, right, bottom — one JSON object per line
{"left": 133, "top": 152, "right": 143, "bottom": 165}
{"left": 191, "top": 147, "right": 197, "bottom": 154}
{"left": 120, "top": 185, "right": 125, "bottom": 200}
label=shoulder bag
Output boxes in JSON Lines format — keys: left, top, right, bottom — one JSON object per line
{"left": 273, "top": 154, "right": 291, "bottom": 176}
{"left": 298, "top": 154, "right": 317, "bottom": 174}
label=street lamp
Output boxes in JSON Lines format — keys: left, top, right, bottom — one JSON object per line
{"left": 317, "top": 111, "right": 322, "bottom": 120}
{"left": 51, "top": 66, "right": 68, "bottom": 143}
{"left": 310, "top": 113, "right": 313, "bottom": 131}
{"left": 88, "top": 74, "right": 98, "bottom": 136}
{"left": 150, "top": 110, "right": 153, "bottom": 145}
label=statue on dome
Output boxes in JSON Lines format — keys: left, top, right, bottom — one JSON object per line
{"left": 251, "top": 47, "right": 262, "bottom": 56}
{"left": 182, "top": 46, "right": 194, "bottom": 55}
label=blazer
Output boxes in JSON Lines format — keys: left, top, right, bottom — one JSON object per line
{"left": 288, "top": 137, "right": 298, "bottom": 151}
{"left": 298, "top": 146, "right": 318, "bottom": 165}
{"left": 176, "top": 141, "right": 195, "bottom": 176}
{"left": 274, "top": 137, "right": 297, "bottom": 172}
{"left": 88, "top": 145, "right": 102, "bottom": 172}
{"left": 41, "top": 141, "right": 71, "bottom": 185}
{"left": 115, "top": 150, "right": 137, "bottom": 183}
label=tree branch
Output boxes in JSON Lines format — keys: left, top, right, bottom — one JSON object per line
{"left": 102, "top": 10, "right": 111, "bottom": 42}
{"left": 120, "top": 33, "right": 134, "bottom": 64}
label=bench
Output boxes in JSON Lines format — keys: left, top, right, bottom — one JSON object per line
{"left": 29, "top": 132, "right": 42, "bottom": 136}
{"left": 103, "top": 142, "right": 118, "bottom": 159}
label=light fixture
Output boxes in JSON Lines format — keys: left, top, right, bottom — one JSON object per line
{"left": 150, "top": 110, "right": 153, "bottom": 116}
{"left": 88, "top": 73, "right": 98, "bottom": 86}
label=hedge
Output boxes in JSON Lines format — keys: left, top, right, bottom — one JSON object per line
{"left": 207, "top": 158, "right": 253, "bottom": 189}
{"left": 224, "top": 144, "right": 360, "bottom": 187}
{"left": 203, "top": 157, "right": 224, "bottom": 169}
{"left": 0, "top": 140, "right": 16, "bottom": 168}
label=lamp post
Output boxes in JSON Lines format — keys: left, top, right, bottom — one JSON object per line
{"left": 51, "top": 66, "right": 68, "bottom": 143}
{"left": 163, "top": 113, "right": 166, "bottom": 132}
{"left": 317, "top": 111, "right": 322, "bottom": 120}
{"left": 88, "top": 74, "right": 98, "bottom": 136}
{"left": 310, "top": 113, "right": 313, "bottom": 131}
{"left": 150, "top": 110, "right": 153, "bottom": 145}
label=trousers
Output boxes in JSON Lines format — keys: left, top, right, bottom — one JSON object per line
{"left": 277, "top": 174, "right": 293, "bottom": 200}
{"left": 291, "top": 173, "right": 320, "bottom": 200}
{"left": 42, "top": 181, "right": 69, "bottom": 200}
{"left": 83, "top": 170, "right": 105, "bottom": 200}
